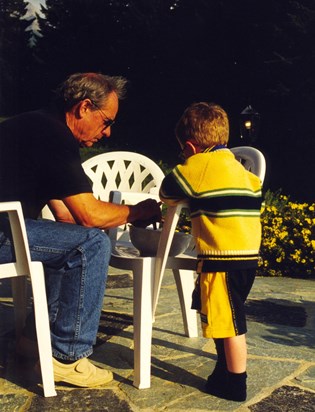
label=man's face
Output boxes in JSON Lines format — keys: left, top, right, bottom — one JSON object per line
{"left": 73, "top": 92, "right": 119, "bottom": 147}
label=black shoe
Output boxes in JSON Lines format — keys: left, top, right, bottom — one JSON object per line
{"left": 205, "top": 371, "right": 247, "bottom": 402}
{"left": 204, "top": 363, "right": 228, "bottom": 399}
{"left": 228, "top": 371, "right": 247, "bottom": 401}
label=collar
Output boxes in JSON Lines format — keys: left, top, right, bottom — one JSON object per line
{"left": 203, "top": 144, "right": 227, "bottom": 153}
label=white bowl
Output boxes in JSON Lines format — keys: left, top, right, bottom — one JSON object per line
{"left": 129, "top": 225, "right": 193, "bottom": 257}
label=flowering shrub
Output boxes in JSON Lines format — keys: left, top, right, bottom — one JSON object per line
{"left": 161, "top": 205, "right": 192, "bottom": 234}
{"left": 176, "top": 208, "right": 192, "bottom": 234}
{"left": 257, "top": 190, "right": 315, "bottom": 278}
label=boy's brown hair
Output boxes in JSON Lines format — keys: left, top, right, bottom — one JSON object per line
{"left": 175, "top": 102, "right": 229, "bottom": 148}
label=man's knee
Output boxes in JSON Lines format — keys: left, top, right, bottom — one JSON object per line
{"left": 97, "top": 229, "right": 111, "bottom": 251}
{"left": 86, "top": 228, "right": 112, "bottom": 254}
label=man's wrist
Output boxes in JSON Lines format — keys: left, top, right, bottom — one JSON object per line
{"left": 127, "top": 205, "right": 137, "bottom": 223}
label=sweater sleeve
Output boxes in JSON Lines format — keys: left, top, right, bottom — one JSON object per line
{"left": 159, "top": 166, "right": 190, "bottom": 206}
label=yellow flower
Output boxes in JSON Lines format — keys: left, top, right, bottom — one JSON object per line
{"left": 279, "top": 231, "right": 288, "bottom": 240}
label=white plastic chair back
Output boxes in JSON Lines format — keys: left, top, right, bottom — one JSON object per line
{"left": 82, "top": 151, "right": 165, "bottom": 246}
{"left": 230, "top": 146, "right": 266, "bottom": 182}
{"left": 0, "top": 201, "right": 56, "bottom": 397}
{"left": 82, "top": 151, "right": 165, "bottom": 199}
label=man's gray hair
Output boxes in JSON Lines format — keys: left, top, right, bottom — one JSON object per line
{"left": 55, "top": 72, "right": 128, "bottom": 111}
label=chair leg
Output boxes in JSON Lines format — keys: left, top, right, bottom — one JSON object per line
{"left": 132, "top": 258, "right": 155, "bottom": 389}
{"left": 11, "top": 276, "right": 28, "bottom": 338}
{"left": 173, "top": 269, "right": 198, "bottom": 338}
{"left": 30, "top": 262, "right": 56, "bottom": 397}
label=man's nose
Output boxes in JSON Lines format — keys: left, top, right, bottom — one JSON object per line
{"left": 102, "top": 127, "right": 111, "bottom": 138}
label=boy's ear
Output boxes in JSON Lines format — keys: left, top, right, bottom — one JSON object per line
{"left": 185, "top": 140, "right": 203, "bottom": 156}
{"left": 185, "top": 140, "right": 197, "bottom": 156}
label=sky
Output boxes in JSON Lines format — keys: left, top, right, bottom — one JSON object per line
{"left": 25, "top": 0, "right": 46, "bottom": 38}
{"left": 25, "top": 0, "right": 46, "bottom": 21}
{"left": 28, "top": 0, "right": 45, "bottom": 13}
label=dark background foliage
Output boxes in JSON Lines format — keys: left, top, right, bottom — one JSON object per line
{"left": 1, "top": 0, "right": 315, "bottom": 201}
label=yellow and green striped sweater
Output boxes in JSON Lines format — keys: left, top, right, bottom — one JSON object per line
{"left": 159, "top": 148, "right": 263, "bottom": 272}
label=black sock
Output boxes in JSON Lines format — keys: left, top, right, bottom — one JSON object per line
{"left": 54, "top": 357, "right": 76, "bottom": 365}
{"left": 214, "top": 339, "right": 227, "bottom": 368}
{"left": 207, "top": 339, "right": 228, "bottom": 383}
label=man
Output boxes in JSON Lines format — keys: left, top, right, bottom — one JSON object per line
{"left": 0, "top": 72, "right": 161, "bottom": 387}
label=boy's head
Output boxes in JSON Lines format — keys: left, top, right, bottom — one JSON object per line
{"left": 175, "top": 102, "right": 229, "bottom": 158}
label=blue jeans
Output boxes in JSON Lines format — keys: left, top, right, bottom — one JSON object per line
{"left": 0, "top": 218, "right": 111, "bottom": 361}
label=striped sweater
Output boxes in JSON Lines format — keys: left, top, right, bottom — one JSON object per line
{"left": 159, "top": 148, "right": 262, "bottom": 272}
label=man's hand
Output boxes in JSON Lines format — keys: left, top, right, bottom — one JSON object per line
{"left": 128, "top": 199, "right": 162, "bottom": 228}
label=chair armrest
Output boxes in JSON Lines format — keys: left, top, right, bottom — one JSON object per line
{"left": 0, "top": 201, "right": 31, "bottom": 273}
{"left": 152, "top": 202, "right": 189, "bottom": 314}
{"left": 110, "top": 190, "right": 160, "bottom": 205}
{"left": 0, "top": 201, "right": 22, "bottom": 213}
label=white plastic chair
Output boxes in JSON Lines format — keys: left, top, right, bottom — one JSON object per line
{"left": 152, "top": 146, "right": 266, "bottom": 342}
{"left": 82, "top": 151, "right": 197, "bottom": 389}
{"left": 0, "top": 201, "right": 56, "bottom": 397}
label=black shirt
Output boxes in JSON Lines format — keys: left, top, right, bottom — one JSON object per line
{"left": 0, "top": 108, "right": 92, "bottom": 218}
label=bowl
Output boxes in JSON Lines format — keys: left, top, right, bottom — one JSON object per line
{"left": 129, "top": 225, "right": 193, "bottom": 257}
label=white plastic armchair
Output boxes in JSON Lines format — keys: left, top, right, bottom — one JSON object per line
{"left": 82, "top": 151, "right": 197, "bottom": 389}
{"left": 0, "top": 201, "right": 56, "bottom": 397}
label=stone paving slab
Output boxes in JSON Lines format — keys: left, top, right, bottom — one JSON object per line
{"left": 249, "top": 386, "right": 315, "bottom": 412}
{"left": 0, "top": 272, "right": 315, "bottom": 411}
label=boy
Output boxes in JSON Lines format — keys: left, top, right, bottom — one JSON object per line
{"left": 159, "top": 102, "right": 262, "bottom": 401}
